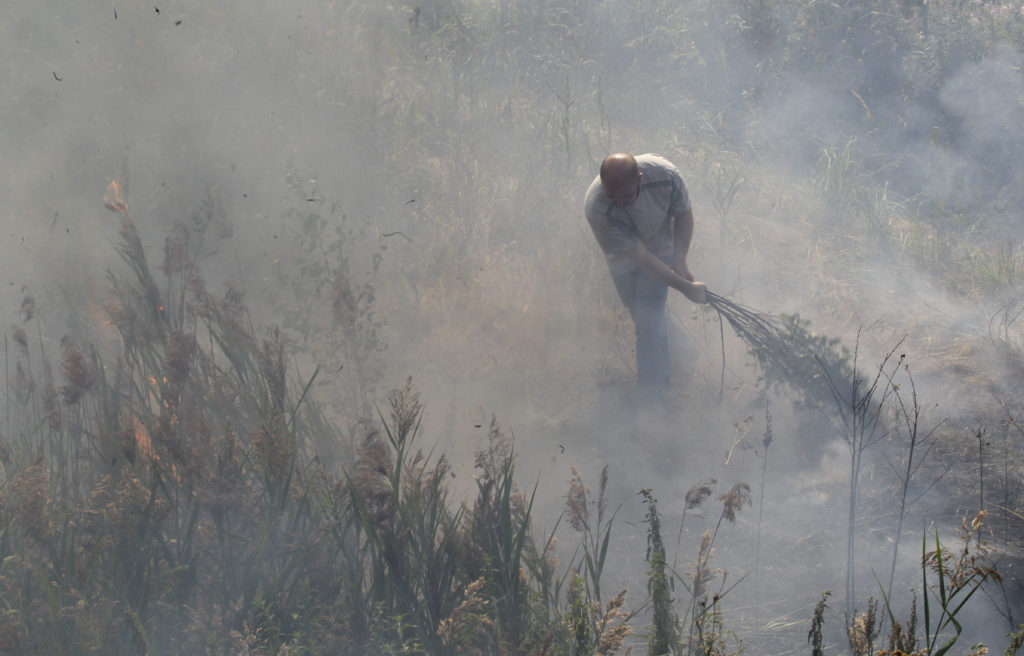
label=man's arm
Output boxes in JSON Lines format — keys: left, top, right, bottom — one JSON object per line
{"left": 671, "top": 208, "right": 695, "bottom": 282}
{"left": 623, "top": 239, "right": 707, "bottom": 304}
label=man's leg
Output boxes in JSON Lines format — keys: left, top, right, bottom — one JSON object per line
{"left": 611, "top": 268, "right": 671, "bottom": 391}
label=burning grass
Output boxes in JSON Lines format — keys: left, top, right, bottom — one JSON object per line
{"left": 0, "top": 199, "right": 647, "bottom": 654}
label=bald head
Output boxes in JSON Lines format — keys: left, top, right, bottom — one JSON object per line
{"left": 599, "top": 153, "right": 641, "bottom": 206}
{"left": 600, "top": 153, "right": 639, "bottom": 184}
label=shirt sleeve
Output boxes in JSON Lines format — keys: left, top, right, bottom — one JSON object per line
{"left": 587, "top": 211, "right": 638, "bottom": 255}
{"left": 667, "top": 168, "right": 691, "bottom": 215}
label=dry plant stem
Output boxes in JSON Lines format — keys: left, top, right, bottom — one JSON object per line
{"left": 672, "top": 479, "right": 715, "bottom": 578}
{"left": 715, "top": 315, "right": 727, "bottom": 402}
{"left": 819, "top": 333, "right": 905, "bottom": 617}
{"left": 4, "top": 333, "right": 8, "bottom": 444}
{"left": 755, "top": 404, "right": 772, "bottom": 630}
{"left": 976, "top": 428, "right": 986, "bottom": 549}
{"left": 884, "top": 360, "right": 943, "bottom": 601}
{"left": 1004, "top": 422, "right": 1011, "bottom": 545}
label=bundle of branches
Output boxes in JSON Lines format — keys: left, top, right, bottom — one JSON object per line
{"left": 705, "top": 290, "right": 853, "bottom": 409}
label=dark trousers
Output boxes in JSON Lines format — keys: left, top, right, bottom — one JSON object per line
{"left": 610, "top": 266, "right": 670, "bottom": 390}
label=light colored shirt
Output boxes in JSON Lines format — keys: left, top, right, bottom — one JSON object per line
{"left": 584, "top": 153, "right": 691, "bottom": 274}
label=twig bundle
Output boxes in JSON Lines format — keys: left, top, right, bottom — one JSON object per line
{"left": 704, "top": 290, "right": 851, "bottom": 405}
{"left": 706, "top": 291, "right": 793, "bottom": 377}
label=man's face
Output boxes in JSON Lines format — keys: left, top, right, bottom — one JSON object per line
{"left": 605, "top": 172, "right": 642, "bottom": 207}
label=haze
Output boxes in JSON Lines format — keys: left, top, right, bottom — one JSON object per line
{"left": 3, "top": 0, "right": 1024, "bottom": 652}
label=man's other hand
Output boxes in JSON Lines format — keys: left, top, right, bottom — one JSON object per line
{"left": 673, "top": 258, "right": 695, "bottom": 282}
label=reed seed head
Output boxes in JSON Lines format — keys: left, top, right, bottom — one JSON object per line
{"left": 60, "top": 337, "right": 93, "bottom": 404}
{"left": 165, "top": 331, "right": 197, "bottom": 387}
{"left": 685, "top": 478, "right": 716, "bottom": 510}
{"left": 161, "top": 222, "right": 189, "bottom": 276}
{"left": 436, "top": 576, "right": 493, "bottom": 652}
{"left": 11, "top": 326, "right": 27, "bottom": 354}
{"left": 846, "top": 598, "right": 879, "bottom": 656}
{"left": 719, "top": 482, "right": 751, "bottom": 523}
{"left": 566, "top": 466, "right": 589, "bottom": 532}
{"left": 20, "top": 293, "right": 35, "bottom": 323}
{"left": 596, "top": 588, "right": 632, "bottom": 656}
{"left": 388, "top": 377, "right": 422, "bottom": 442}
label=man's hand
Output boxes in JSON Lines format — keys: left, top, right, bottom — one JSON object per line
{"left": 673, "top": 257, "right": 706, "bottom": 303}
{"left": 680, "top": 280, "right": 707, "bottom": 304}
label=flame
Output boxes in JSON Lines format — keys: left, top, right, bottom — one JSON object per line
{"left": 95, "top": 300, "right": 119, "bottom": 333}
{"left": 131, "top": 416, "right": 179, "bottom": 482}
{"left": 104, "top": 180, "right": 127, "bottom": 215}
{"left": 133, "top": 416, "right": 155, "bottom": 460}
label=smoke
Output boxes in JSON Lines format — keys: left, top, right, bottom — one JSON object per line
{"left": 933, "top": 46, "right": 1024, "bottom": 219}
{"left": 4, "top": 0, "right": 1024, "bottom": 650}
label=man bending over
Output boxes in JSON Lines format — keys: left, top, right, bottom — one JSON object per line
{"left": 584, "top": 152, "right": 707, "bottom": 392}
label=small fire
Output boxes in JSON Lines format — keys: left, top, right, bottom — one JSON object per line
{"left": 133, "top": 416, "right": 155, "bottom": 460}
{"left": 104, "top": 180, "right": 127, "bottom": 215}
{"left": 130, "top": 417, "right": 180, "bottom": 482}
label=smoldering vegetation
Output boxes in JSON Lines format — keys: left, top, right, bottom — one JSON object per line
{"left": 3, "top": 0, "right": 1024, "bottom": 653}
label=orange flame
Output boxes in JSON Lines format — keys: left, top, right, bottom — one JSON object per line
{"left": 104, "top": 180, "right": 127, "bottom": 215}
{"left": 133, "top": 416, "right": 155, "bottom": 460}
